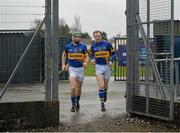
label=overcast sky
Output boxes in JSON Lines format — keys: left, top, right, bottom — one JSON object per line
{"left": 0, "top": 0, "right": 180, "bottom": 38}
{"left": 60, "top": 0, "right": 126, "bottom": 38}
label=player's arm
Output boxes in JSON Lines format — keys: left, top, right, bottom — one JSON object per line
{"left": 89, "top": 46, "right": 96, "bottom": 65}
{"left": 109, "top": 43, "right": 116, "bottom": 66}
{"left": 61, "top": 46, "right": 68, "bottom": 71}
{"left": 83, "top": 46, "right": 89, "bottom": 68}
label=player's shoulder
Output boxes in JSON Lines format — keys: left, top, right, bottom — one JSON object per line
{"left": 102, "top": 40, "right": 111, "bottom": 45}
{"left": 79, "top": 42, "right": 87, "bottom": 49}
{"left": 79, "top": 42, "right": 86, "bottom": 46}
{"left": 65, "top": 42, "right": 72, "bottom": 48}
{"left": 91, "top": 42, "right": 96, "bottom": 48}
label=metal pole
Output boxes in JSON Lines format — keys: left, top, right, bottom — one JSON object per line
{"left": 170, "top": 0, "right": 175, "bottom": 120}
{"left": 175, "top": 62, "right": 179, "bottom": 97}
{"left": 114, "top": 38, "right": 117, "bottom": 81}
{"left": 45, "top": 0, "right": 52, "bottom": 100}
{"left": 0, "top": 17, "right": 45, "bottom": 100}
{"left": 145, "top": 0, "right": 150, "bottom": 115}
{"left": 52, "top": 0, "right": 59, "bottom": 100}
{"left": 126, "top": 0, "right": 130, "bottom": 115}
{"left": 126, "top": 0, "right": 139, "bottom": 115}
{"left": 134, "top": 0, "right": 140, "bottom": 96}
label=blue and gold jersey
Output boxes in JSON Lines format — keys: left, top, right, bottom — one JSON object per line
{"left": 65, "top": 42, "right": 87, "bottom": 68}
{"left": 90, "top": 40, "right": 116, "bottom": 65}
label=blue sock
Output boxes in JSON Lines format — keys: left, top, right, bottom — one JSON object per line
{"left": 76, "top": 96, "right": 80, "bottom": 103}
{"left": 71, "top": 96, "right": 76, "bottom": 105}
{"left": 99, "top": 89, "right": 105, "bottom": 102}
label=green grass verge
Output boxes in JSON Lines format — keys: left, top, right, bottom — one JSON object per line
{"left": 85, "top": 61, "right": 145, "bottom": 77}
{"left": 85, "top": 62, "right": 116, "bottom": 76}
{"left": 85, "top": 63, "right": 95, "bottom": 76}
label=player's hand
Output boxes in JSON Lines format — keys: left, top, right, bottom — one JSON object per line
{"left": 61, "top": 65, "right": 66, "bottom": 71}
{"left": 62, "top": 65, "right": 68, "bottom": 71}
{"left": 108, "top": 61, "right": 112, "bottom": 68}
{"left": 66, "top": 64, "right": 69, "bottom": 71}
{"left": 91, "top": 60, "right": 96, "bottom": 66}
{"left": 83, "top": 62, "right": 88, "bottom": 68}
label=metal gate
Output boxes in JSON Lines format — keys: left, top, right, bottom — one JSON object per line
{"left": 114, "top": 37, "right": 148, "bottom": 81}
{"left": 0, "top": 32, "right": 70, "bottom": 84}
{"left": 0, "top": 31, "right": 43, "bottom": 84}
{"left": 126, "top": 0, "right": 178, "bottom": 120}
{"left": 0, "top": 0, "right": 60, "bottom": 128}
{"left": 114, "top": 38, "right": 127, "bottom": 81}
{"left": 58, "top": 37, "right": 71, "bottom": 80}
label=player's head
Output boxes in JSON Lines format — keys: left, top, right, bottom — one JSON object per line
{"left": 93, "top": 30, "right": 102, "bottom": 42}
{"left": 72, "top": 32, "right": 82, "bottom": 44}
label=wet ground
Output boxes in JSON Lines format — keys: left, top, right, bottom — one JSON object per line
{"left": 0, "top": 77, "right": 126, "bottom": 125}
{"left": 60, "top": 77, "right": 126, "bottom": 125}
{"left": 1, "top": 77, "right": 180, "bottom": 132}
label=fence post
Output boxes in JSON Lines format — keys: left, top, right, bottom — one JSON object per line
{"left": 126, "top": 0, "right": 140, "bottom": 115}
{"left": 170, "top": 0, "right": 175, "bottom": 120}
{"left": 45, "top": 0, "right": 52, "bottom": 100}
{"left": 145, "top": 0, "right": 150, "bottom": 115}
{"left": 52, "top": 0, "right": 59, "bottom": 100}
{"left": 175, "top": 62, "right": 180, "bottom": 98}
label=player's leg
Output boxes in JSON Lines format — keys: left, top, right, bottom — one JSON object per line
{"left": 104, "top": 79, "right": 109, "bottom": 102}
{"left": 96, "top": 74, "right": 106, "bottom": 112}
{"left": 104, "top": 65, "right": 112, "bottom": 102}
{"left": 75, "top": 79, "right": 83, "bottom": 111}
{"left": 69, "top": 77, "right": 78, "bottom": 112}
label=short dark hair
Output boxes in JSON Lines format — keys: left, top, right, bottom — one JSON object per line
{"left": 93, "top": 30, "right": 102, "bottom": 36}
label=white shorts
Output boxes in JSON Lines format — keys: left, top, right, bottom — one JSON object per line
{"left": 95, "top": 64, "right": 111, "bottom": 80}
{"left": 69, "top": 66, "right": 84, "bottom": 81}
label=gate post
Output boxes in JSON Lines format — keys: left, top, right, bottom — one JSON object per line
{"left": 126, "top": 0, "right": 140, "bottom": 114}
{"left": 45, "top": 0, "right": 52, "bottom": 100}
{"left": 52, "top": 0, "right": 59, "bottom": 100}
{"left": 170, "top": 0, "right": 175, "bottom": 120}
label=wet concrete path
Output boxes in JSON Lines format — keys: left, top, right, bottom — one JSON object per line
{"left": 60, "top": 77, "right": 126, "bottom": 125}
{"left": 0, "top": 77, "right": 126, "bottom": 126}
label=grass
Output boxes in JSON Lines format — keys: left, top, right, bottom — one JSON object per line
{"left": 85, "top": 61, "right": 145, "bottom": 77}
{"left": 85, "top": 62, "right": 95, "bottom": 76}
{"left": 85, "top": 61, "right": 116, "bottom": 76}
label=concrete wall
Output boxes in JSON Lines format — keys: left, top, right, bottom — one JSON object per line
{"left": 0, "top": 100, "right": 59, "bottom": 131}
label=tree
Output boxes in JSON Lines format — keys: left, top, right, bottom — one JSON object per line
{"left": 31, "top": 19, "right": 43, "bottom": 30}
{"left": 59, "top": 18, "right": 71, "bottom": 37}
{"left": 30, "top": 18, "right": 71, "bottom": 38}
{"left": 82, "top": 32, "right": 90, "bottom": 39}
{"left": 59, "top": 24, "right": 71, "bottom": 37}
{"left": 31, "top": 17, "right": 90, "bottom": 38}
{"left": 102, "top": 31, "right": 108, "bottom": 40}
{"left": 71, "top": 15, "right": 82, "bottom": 32}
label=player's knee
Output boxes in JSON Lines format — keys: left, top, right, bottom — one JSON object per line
{"left": 76, "top": 85, "right": 80, "bottom": 90}
{"left": 77, "top": 85, "right": 81, "bottom": 91}
{"left": 99, "top": 83, "right": 105, "bottom": 89}
{"left": 70, "top": 83, "right": 76, "bottom": 90}
{"left": 70, "top": 87, "right": 76, "bottom": 91}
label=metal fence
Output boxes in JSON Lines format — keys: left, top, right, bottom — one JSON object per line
{"left": 114, "top": 37, "right": 149, "bottom": 81}
{"left": 114, "top": 38, "right": 127, "bottom": 81}
{"left": 0, "top": 0, "right": 60, "bottom": 102}
{"left": 0, "top": 0, "right": 60, "bottom": 128}
{"left": 0, "top": 31, "right": 70, "bottom": 84}
{"left": 58, "top": 37, "right": 71, "bottom": 80}
{"left": 0, "top": 31, "right": 43, "bottom": 84}
{"left": 126, "top": 0, "right": 179, "bottom": 120}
